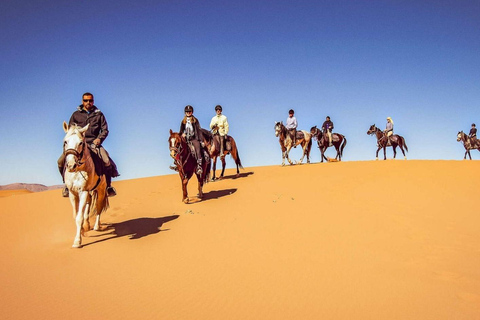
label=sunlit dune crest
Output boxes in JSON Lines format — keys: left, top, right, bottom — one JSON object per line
{"left": 1, "top": 160, "right": 479, "bottom": 319}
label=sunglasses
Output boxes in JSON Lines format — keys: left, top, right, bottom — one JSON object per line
{"left": 83, "top": 99, "right": 93, "bottom": 102}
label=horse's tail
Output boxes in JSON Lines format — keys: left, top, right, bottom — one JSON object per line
{"left": 402, "top": 136, "right": 408, "bottom": 152}
{"left": 340, "top": 136, "right": 347, "bottom": 157}
{"left": 230, "top": 138, "right": 243, "bottom": 170}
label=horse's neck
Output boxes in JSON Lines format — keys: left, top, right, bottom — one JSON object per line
{"left": 376, "top": 129, "right": 384, "bottom": 139}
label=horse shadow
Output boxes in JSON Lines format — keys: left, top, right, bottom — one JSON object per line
{"left": 201, "top": 188, "right": 237, "bottom": 201}
{"left": 216, "top": 171, "right": 254, "bottom": 180}
{"left": 83, "top": 215, "right": 179, "bottom": 247}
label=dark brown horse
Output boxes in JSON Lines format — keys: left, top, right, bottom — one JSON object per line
{"left": 310, "top": 126, "right": 347, "bottom": 162}
{"left": 168, "top": 130, "right": 211, "bottom": 203}
{"left": 367, "top": 124, "right": 408, "bottom": 160}
{"left": 200, "top": 128, "right": 243, "bottom": 180}
{"left": 457, "top": 131, "right": 480, "bottom": 160}
{"left": 274, "top": 121, "right": 312, "bottom": 166}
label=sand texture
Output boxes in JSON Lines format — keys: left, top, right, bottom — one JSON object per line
{"left": 1, "top": 160, "right": 479, "bottom": 319}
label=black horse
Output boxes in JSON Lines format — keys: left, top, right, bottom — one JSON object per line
{"left": 367, "top": 124, "right": 408, "bottom": 160}
{"left": 310, "top": 126, "right": 347, "bottom": 162}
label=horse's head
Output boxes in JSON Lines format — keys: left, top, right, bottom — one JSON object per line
{"left": 310, "top": 126, "right": 320, "bottom": 139}
{"left": 63, "top": 121, "right": 89, "bottom": 171}
{"left": 367, "top": 124, "right": 376, "bottom": 135}
{"left": 457, "top": 131, "right": 464, "bottom": 142}
{"left": 168, "top": 129, "right": 184, "bottom": 160}
{"left": 274, "top": 121, "right": 283, "bottom": 137}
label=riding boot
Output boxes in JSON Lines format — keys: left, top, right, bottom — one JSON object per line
{"left": 105, "top": 166, "right": 117, "bottom": 197}
{"left": 220, "top": 135, "right": 225, "bottom": 159}
{"left": 196, "top": 159, "right": 203, "bottom": 176}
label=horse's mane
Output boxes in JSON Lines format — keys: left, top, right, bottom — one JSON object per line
{"left": 200, "top": 128, "right": 213, "bottom": 143}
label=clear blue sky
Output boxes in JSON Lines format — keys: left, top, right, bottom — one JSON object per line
{"left": 1, "top": 0, "right": 479, "bottom": 186}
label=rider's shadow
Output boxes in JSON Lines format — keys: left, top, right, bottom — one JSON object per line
{"left": 84, "top": 215, "right": 179, "bottom": 246}
{"left": 219, "top": 171, "right": 254, "bottom": 180}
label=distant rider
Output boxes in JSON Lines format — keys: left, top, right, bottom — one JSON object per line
{"left": 179, "top": 105, "right": 205, "bottom": 175}
{"left": 322, "top": 116, "right": 334, "bottom": 146}
{"left": 469, "top": 123, "right": 477, "bottom": 147}
{"left": 286, "top": 109, "right": 298, "bottom": 146}
{"left": 210, "top": 105, "right": 229, "bottom": 159}
{"left": 57, "top": 92, "right": 118, "bottom": 198}
{"left": 384, "top": 117, "right": 394, "bottom": 145}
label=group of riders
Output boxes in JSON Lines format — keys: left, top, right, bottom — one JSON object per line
{"left": 59, "top": 92, "right": 480, "bottom": 198}
{"left": 59, "top": 93, "right": 230, "bottom": 198}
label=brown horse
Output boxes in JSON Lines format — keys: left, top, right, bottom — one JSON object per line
{"left": 274, "top": 121, "right": 312, "bottom": 166}
{"left": 367, "top": 124, "right": 408, "bottom": 160}
{"left": 168, "top": 130, "right": 211, "bottom": 203}
{"left": 310, "top": 126, "right": 347, "bottom": 162}
{"left": 200, "top": 128, "right": 243, "bottom": 180}
{"left": 457, "top": 131, "right": 480, "bottom": 160}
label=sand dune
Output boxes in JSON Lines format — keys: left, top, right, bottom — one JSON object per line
{"left": 1, "top": 160, "right": 479, "bottom": 319}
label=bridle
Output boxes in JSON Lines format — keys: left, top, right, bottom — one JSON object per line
{"left": 64, "top": 143, "right": 85, "bottom": 167}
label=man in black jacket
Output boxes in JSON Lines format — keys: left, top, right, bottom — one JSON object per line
{"left": 58, "top": 92, "right": 118, "bottom": 197}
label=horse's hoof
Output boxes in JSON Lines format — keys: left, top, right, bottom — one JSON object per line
{"left": 404, "top": 157, "right": 407, "bottom": 160}
{"left": 375, "top": 157, "right": 379, "bottom": 160}
{"left": 183, "top": 198, "right": 189, "bottom": 204}
{"left": 72, "top": 241, "right": 82, "bottom": 248}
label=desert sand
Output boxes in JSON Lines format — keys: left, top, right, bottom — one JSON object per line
{"left": 1, "top": 160, "right": 479, "bottom": 319}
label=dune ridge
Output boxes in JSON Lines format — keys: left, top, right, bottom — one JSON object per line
{"left": 0, "top": 160, "right": 479, "bottom": 319}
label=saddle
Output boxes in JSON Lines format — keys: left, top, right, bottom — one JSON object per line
{"left": 186, "top": 141, "right": 210, "bottom": 162}
{"left": 213, "top": 135, "right": 232, "bottom": 153}
{"left": 88, "top": 145, "right": 120, "bottom": 178}
{"left": 295, "top": 131, "right": 304, "bottom": 140}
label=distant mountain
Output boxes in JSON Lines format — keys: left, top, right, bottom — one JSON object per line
{"left": 0, "top": 183, "right": 63, "bottom": 193}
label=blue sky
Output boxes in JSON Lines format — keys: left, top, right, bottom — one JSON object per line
{"left": 1, "top": 0, "right": 479, "bottom": 186}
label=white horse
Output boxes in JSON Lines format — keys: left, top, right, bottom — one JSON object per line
{"left": 274, "top": 121, "right": 312, "bottom": 166}
{"left": 63, "top": 121, "right": 109, "bottom": 248}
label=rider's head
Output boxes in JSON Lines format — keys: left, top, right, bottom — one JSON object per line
{"left": 215, "top": 105, "right": 222, "bottom": 114}
{"left": 326, "top": 116, "right": 330, "bottom": 121}
{"left": 184, "top": 105, "right": 193, "bottom": 115}
{"left": 387, "top": 117, "right": 392, "bottom": 122}
{"left": 472, "top": 123, "right": 476, "bottom": 127}
{"left": 82, "top": 92, "right": 94, "bottom": 111}
{"left": 289, "top": 109, "right": 294, "bottom": 116}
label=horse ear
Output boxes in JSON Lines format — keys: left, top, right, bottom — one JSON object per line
{"left": 78, "top": 123, "right": 89, "bottom": 134}
{"left": 170, "top": 129, "right": 173, "bottom": 134}
{"left": 63, "top": 121, "right": 68, "bottom": 133}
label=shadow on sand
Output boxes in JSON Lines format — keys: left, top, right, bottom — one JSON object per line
{"left": 214, "top": 171, "right": 254, "bottom": 180}
{"left": 83, "top": 215, "right": 179, "bottom": 247}
{"left": 201, "top": 188, "right": 237, "bottom": 201}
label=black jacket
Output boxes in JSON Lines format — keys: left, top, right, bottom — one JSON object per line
{"left": 69, "top": 105, "right": 109, "bottom": 144}
{"left": 322, "top": 120, "right": 334, "bottom": 132}
{"left": 179, "top": 116, "right": 204, "bottom": 141}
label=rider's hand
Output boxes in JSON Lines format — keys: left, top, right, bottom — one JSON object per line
{"left": 93, "top": 138, "right": 101, "bottom": 146}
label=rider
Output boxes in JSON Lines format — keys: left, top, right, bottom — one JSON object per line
{"left": 286, "top": 109, "right": 298, "bottom": 146}
{"left": 57, "top": 92, "right": 118, "bottom": 198}
{"left": 179, "top": 105, "right": 204, "bottom": 175}
{"left": 384, "top": 117, "right": 394, "bottom": 145}
{"left": 210, "top": 105, "right": 229, "bottom": 159}
{"left": 469, "top": 123, "right": 477, "bottom": 146}
{"left": 322, "top": 116, "right": 334, "bottom": 146}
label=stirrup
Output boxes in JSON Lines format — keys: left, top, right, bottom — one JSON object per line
{"left": 107, "top": 186, "right": 117, "bottom": 197}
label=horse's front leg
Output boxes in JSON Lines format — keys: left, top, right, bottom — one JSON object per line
{"left": 375, "top": 146, "right": 382, "bottom": 160}
{"left": 181, "top": 175, "right": 189, "bottom": 203}
{"left": 72, "top": 191, "right": 89, "bottom": 248}
{"left": 211, "top": 156, "right": 218, "bottom": 180}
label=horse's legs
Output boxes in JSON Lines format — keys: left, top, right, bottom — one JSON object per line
{"left": 468, "top": 150, "right": 472, "bottom": 160}
{"left": 285, "top": 145, "right": 293, "bottom": 165}
{"left": 335, "top": 145, "right": 341, "bottom": 160}
{"left": 212, "top": 156, "right": 217, "bottom": 180}
{"left": 298, "top": 142, "right": 306, "bottom": 164}
{"left": 220, "top": 155, "right": 227, "bottom": 178}
{"left": 392, "top": 145, "right": 397, "bottom": 159}
{"left": 399, "top": 145, "right": 407, "bottom": 160}
{"left": 383, "top": 146, "right": 387, "bottom": 160}
{"left": 196, "top": 172, "right": 204, "bottom": 199}
{"left": 181, "top": 176, "right": 189, "bottom": 203}
{"left": 93, "top": 182, "right": 107, "bottom": 231}
{"left": 73, "top": 191, "right": 89, "bottom": 248}
{"left": 375, "top": 146, "right": 382, "bottom": 160}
